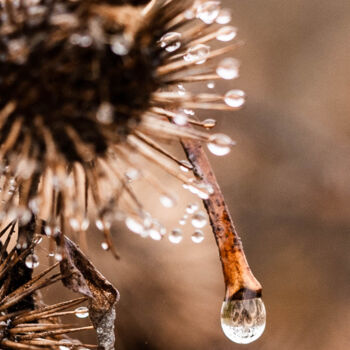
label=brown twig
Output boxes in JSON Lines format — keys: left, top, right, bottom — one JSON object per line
{"left": 181, "top": 139, "right": 262, "bottom": 301}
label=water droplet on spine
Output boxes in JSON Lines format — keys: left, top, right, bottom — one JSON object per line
{"left": 207, "top": 134, "right": 234, "bottom": 156}
{"left": 203, "top": 119, "right": 216, "bottom": 129}
{"left": 125, "top": 217, "right": 145, "bottom": 235}
{"left": 111, "top": 34, "right": 131, "bottom": 56}
{"left": 169, "top": 229, "right": 183, "bottom": 244}
{"left": 207, "top": 81, "right": 215, "bottom": 89}
{"left": 196, "top": 1, "right": 220, "bottom": 24}
{"left": 216, "top": 8, "right": 232, "bottom": 24}
{"left": 224, "top": 90, "right": 246, "bottom": 108}
{"left": 186, "top": 203, "right": 199, "bottom": 214}
{"left": 191, "top": 211, "right": 207, "bottom": 228}
{"left": 184, "top": 44, "right": 210, "bottom": 64}
{"left": 75, "top": 306, "right": 89, "bottom": 319}
{"left": 96, "top": 102, "right": 114, "bottom": 124}
{"left": 220, "top": 298, "right": 266, "bottom": 344}
{"left": 101, "top": 241, "right": 109, "bottom": 251}
{"left": 160, "top": 195, "right": 176, "bottom": 208}
{"left": 159, "top": 32, "right": 182, "bottom": 52}
{"left": 217, "top": 26, "right": 237, "bottom": 42}
{"left": 25, "top": 254, "right": 39, "bottom": 269}
{"left": 217, "top": 58, "right": 240, "bottom": 80}
{"left": 191, "top": 230, "right": 205, "bottom": 243}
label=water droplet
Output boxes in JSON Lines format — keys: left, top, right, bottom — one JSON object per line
{"left": 224, "top": 89, "right": 246, "bottom": 108}
{"left": 111, "top": 34, "right": 131, "bottom": 56}
{"left": 174, "top": 113, "right": 188, "bottom": 126}
{"left": 196, "top": 1, "right": 220, "bottom": 24}
{"left": 207, "top": 81, "right": 215, "bottom": 89}
{"left": 25, "top": 254, "right": 39, "bottom": 269}
{"left": 179, "top": 217, "right": 187, "bottom": 226}
{"left": 217, "top": 58, "right": 240, "bottom": 80}
{"left": 125, "top": 168, "right": 140, "bottom": 181}
{"left": 191, "top": 211, "right": 207, "bottom": 228}
{"left": 101, "top": 241, "right": 109, "bottom": 251}
{"left": 183, "top": 109, "right": 195, "bottom": 116}
{"left": 70, "top": 33, "right": 92, "bottom": 48}
{"left": 69, "top": 217, "right": 80, "bottom": 231}
{"left": 184, "top": 44, "right": 210, "bottom": 64}
{"left": 75, "top": 306, "right": 89, "bottom": 319}
{"left": 186, "top": 203, "right": 199, "bottom": 214}
{"left": 159, "top": 32, "right": 182, "bottom": 52}
{"left": 54, "top": 253, "right": 63, "bottom": 262}
{"left": 192, "top": 230, "right": 205, "bottom": 243}
{"left": 149, "top": 228, "right": 162, "bottom": 241}
{"left": 125, "top": 217, "right": 145, "bottom": 235}
{"left": 160, "top": 195, "right": 176, "bottom": 208}
{"left": 96, "top": 102, "right": 114, "bottom": 124}
{"left": 207, "top": 133, "right": 234, "bottom": 156}
{"left": 216, "top": 8, "right": 232, "bottom": 24}
{"left": 180, "top": 160, "right": 192, "bottom": 172}
{"left": 203, "top": 118, "right": 216, "bottom": 129}
{"left": 221, "top": 298, "right": 266, "bottom": 344}
{"left": 169, "top": 229, "right": 183, "bottom": 244}
{"left": 217, "top": 26, "right": 237, "bottom": 42}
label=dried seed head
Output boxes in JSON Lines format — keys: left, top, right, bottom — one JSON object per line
{"left": 0, "top": 0, "right": 242, "bottom": 245}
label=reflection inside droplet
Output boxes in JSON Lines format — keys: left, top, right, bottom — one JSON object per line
{"left": 221, "top": 298, "right": 266, "bottom": 344}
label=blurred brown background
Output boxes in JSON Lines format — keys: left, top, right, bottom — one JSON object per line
{"left": 46, "top": 1, "right": 350, "bottom": 349}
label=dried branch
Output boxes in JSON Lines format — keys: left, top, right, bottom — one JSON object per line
{"left": 181, "top": 139, "right": 262, "bottom": 301}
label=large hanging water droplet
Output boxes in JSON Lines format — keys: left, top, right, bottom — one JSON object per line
{"left": 217, "top": 26, "right": 237, "bottom": 42}
{"left": 216, "top": 58, "right": 240, "bottom": 80}
{"left": 196, "top": 1, "right": 220, "bottom": 24}
{"left": 25, "top": 254, "right": 39, "bottom": 269}
{"left": 207, "top": 133, "right": 234, "bottom": 156}
{"left": 191, "top": 211, "right": 207, "bottom": 228}
{"left": 224, "top": 89, "right": 246, "bottom": 108}
{"left": 184, "top": 44, "right": 210, "bottom": 64}
{"left": 169, "top": 229, "right": 183, "bottom": 244}
{"left": 159, "top": 32, "right": 182, "bottom": 52}
{"left": 220, "top": 298, "right": 266, "bottom": 344}
{"left": 75, "top": 306, "right": 89, "bottom": 319}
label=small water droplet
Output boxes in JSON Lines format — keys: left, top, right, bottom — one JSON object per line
{"left": 217, "top": 26, "right": 237, "bottom": 42}
{"left": 184, "top": 44, "right": 210, "bottom": 64}
{"left": 207, "top": 81, "right": 215, "bottom": 89}
{"left": 203, "top": 118, "right": 216, "bottom": 129}
{"left": 216, "top": 8, "right": 232, "bottom": 24}
{"left": 180, "top": 160, "right": 191, "bottom": 172}
{"left": 70, "top": 33, "right": 92, "bottom": 48}
{"left": 55, "top": 253, "right": 63, "bottom": 262}
{"left": 174, "top": 113, "right": 188, "bottom": 126}
{"left": 159, "top": 32, "right": 182, "bottom": 52}
{"left": 186, "top": 203, "right": 199, "bottom": 214}
{"left": 224, "top": 89, "right": 246, "bottom": 108}
{"left": 125, "top": 217, "right": 145, "bottom": 235}
{"left": 149, "top": 228, "right": 162, "bottom": 241}
{"left": 191, "top": 212, "right": 207, "bottom": 228}
{"left": 125, "top": 168, "right": 140, "bottom": 181}
{"left": 217, "top": 58, "right": 240, "bottom": 80}
{"left": 96, "top": 102, "right": 114, "bottom": 124}
{"left": 101, "top": 241, "right": 109, "bottom": 251}
{"left": 207, "top": 133, "right": 234, "bottom": 156}
{"left": 160, "top": 195, "right": 176, "bottom": 208}
{"left": 221, "top": 298, "right": 266, "bottom": 344}
{"left": 183, "top": 109, "right": 195, "bottom": 116}
{"left": 111, "top": 34, "right": 131, "bottom": 56}
{"left": 169, "top": 229, "right": 183, "bottom": 244}
{"left": 192, "top": 230, "right": 205, "bottom": 243}
{"left": 25, "top": 254, "right": 39, "bottom": 269}
{"left": 196, "top": 1, "right": 220, "bottom": 24}
{"left": 179, "top": 217, "right": 187, "bottom": 226}
{"left": 75, "top": 306, "right": 89, "bottom": 319}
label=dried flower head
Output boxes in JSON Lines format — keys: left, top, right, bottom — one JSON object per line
{"left": 0, "top": 0, "right": 242, "bottom": 244}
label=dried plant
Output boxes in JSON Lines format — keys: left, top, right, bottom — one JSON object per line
{"left": 0, "top": 0, "right": 266, "bottom": 347}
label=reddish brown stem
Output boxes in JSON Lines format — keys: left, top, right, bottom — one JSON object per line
{"left": 181, "top": 139, "right": 262, "bottom": 301}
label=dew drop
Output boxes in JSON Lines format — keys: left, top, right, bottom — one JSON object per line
{"left": 186, "top": 203, "right": 199, "bottom": 214}
{"left": 159, "top": 32, "right": 182, "bottom": 52}
{"left": 196, "top": 1, "right": 220, "bottom": 24}
{"left": 216, "top": 8, "right": 232, "bottom": 24}
{"left": 125, "top": 217, "right": 145, "bottom": 235}
{"left": 191, "top": 211, "right": 207, "bottom": 228}
{"left": 220, "top": 298, "right": 266, "bottom": 344}
{"left": 160, "top": 195, "right": 176, "bottom": 208}
{"left": 184, "top": 44, "right": 210, "bottom": 64}
{"left": 179, "top": 217, "right": 187, "bottom": 226}
{"left": 96, "top": 102, "right": 114, "bottom": 124}
{"left": 216, "top": 58, "right": 240, "bottom": 80}
{"left": 191, "top": 230, "right": 205, "bottom": 243}
{"left": 169, "top": 229, "right": 183, "bottom": 244}
{"left": 111, "top": 34, "right": 131, "bottom": 56}
{"left": 207, "top": 81, "right": 215, "bottom": 89}
{"left": 75, "top": 306, "right": 89, "bottom": 319}
{"left": 125, "top": 168, "right": 140, "bottom": 182}
{"left": 224, "top": 89, "right": 246, "bottom": 108}
{"left": 207, "top": 133, "right": 234, "bottom": 156}
{"left": 70, "top": 33, "right": 92, "bottom": 48}
{"left": 174, "top": 113, "right": 188, "bottom": 126}
{"left": 217, "top": 26, "right": 237, "bottom": 42}
{"left": 149, "top": 228, "right": 162, "bottom": 241}
{"left": 101, "top": 241, "right": 109, "bottom": 251}
{"left": 180, "top": 160, "right": 192, "bottom": 172}
{"left": 203, "top": 118, "right": 216, "bottom": 129}
{"left": 25, "top": 254, "right": 39, "bottom": 269}
{"left": 54, "top": 253, "right": 63, "bottom": 262}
